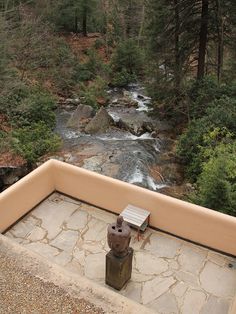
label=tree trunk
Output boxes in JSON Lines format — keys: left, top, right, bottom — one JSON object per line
{"left": 217, "top": 24, "right": 223, "bottom": 84}
{"left": 82, "top": 6, "right": 87, "bottom": 37}
{"left": 216, "top": 0, "right": 223, "bottom": 84}
{"left": 74, "top": 9, "right": 78, "bottom": 34}
{"left": 197, "top": 0, "right": 209, "bottom": 80}
{"left": 174, "top": 0, "right": 181, "bottom": 104}
{"left": 102, "top": 0, "right": 110, "bottom": 57}
{"left": 138, "top": 1, "right": 145, "bottom": 46}
{"left": 126, "top": 0, "right": 132, "bottom": 37}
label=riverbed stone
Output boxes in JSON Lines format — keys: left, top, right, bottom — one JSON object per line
{"left": 142, "top": 276, "right": 176, "bottom": 304}
{"left": 182, "top": 289, "right": 206, "bottom": 314}
{"left": 83, "top": 155, "right": 104, "bottom": 172}
{"left": 85, "top": 107, "right": 113, "bottom": 134}
{"left": 200, "top": 261, "right": 236, "bottom": 297}
{"left": 135, "top": 251, "right": 168, "bottom": 275}
{"left": 0, "top": 164, "right": 28, "bottom": 186}
{"left": 67, "top": 104, "right": 95, "bottom": 128}
{"left": 50, "top": 230, "right": 79, "bottom": 252}
{"left": 100, "top": 163, "right": 119, "bottom": 179}
{"left": 84, "top": 253, "right": 106, "bottom": 279}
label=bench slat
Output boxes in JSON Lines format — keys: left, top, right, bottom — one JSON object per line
{"left": 121, "top": 205, "right": 150, "bottom": 229}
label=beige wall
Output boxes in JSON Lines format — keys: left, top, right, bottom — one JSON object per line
{"left": 230, "top": 296, "right": 236, "bottom": 314}
{"left": 1, "top": 159, "right": 236, "bottom": 256}
{"left": 0, "top": 160, "right": 55, "bottom": 232}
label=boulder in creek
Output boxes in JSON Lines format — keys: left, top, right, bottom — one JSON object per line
{"left": 119, "top": 97, "right": 138, "bottom": 108}
{"left": 85, "top": 107, "right": 114, "bottom": 134}
{"left": 117, "top": 118, "right": 154, "bottom": 136}
{"left": 117, "top": 119, "right": 143, "bottom": 136}
{"left": 0, "top": 164, "right": 29, "bottom": 187}
{"left": 67, "top": 104, "right": 95, "bottom": 128}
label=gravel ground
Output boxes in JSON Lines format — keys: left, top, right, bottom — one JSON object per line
{"left": 0, "top": 245, "right": 105, "bottom": 314}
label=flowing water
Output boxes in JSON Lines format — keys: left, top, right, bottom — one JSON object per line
{"left": 55, "top": 84, "right": 169, "bottom": 191}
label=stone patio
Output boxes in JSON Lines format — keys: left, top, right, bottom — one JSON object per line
{"left": 5, "top": 192, "right": 236, "bottom": 314}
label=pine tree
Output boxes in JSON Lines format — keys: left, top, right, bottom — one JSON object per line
{"left": 145, "top": 0, "right": 201, "bottom": 109}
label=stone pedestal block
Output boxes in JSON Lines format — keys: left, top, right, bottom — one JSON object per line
{"left": 106, "top": 248, "right": 133, "bottom": 290}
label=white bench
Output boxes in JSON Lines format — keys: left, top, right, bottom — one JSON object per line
{"left": 121, "top": 205, "right": 150, "bottom": 240}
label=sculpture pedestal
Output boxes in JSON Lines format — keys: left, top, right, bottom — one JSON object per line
{"left": 105, "top": 248, "right": 133, "bottom": 290}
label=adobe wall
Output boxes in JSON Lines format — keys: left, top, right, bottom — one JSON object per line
{"left": 1, "top": 159, "right": 236, "bottom": 257}
{"left": 0, "top": 160, "right": 55, "bottom": 232}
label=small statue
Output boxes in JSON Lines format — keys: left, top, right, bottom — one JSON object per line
{"left": 107, "top": 215, "right": 131, "bottom": 257}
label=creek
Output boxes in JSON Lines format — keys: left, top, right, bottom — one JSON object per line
{"left": 55, "top": 84, "right": 180, "bottom": 193}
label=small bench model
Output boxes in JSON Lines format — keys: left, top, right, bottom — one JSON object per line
{"left": 120, "top": 205, "right": 150, "bottom": 240}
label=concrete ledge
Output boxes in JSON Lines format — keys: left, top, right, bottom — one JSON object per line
{"left": 1, "top": 159, "right": 236, "bottom": 256}
{"left": 0, "top": 234, "right": 154, "bottom": 314}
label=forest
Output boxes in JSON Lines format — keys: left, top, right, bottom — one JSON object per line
{"left": 0, "top": 0, "right": 236, "bottom": 216}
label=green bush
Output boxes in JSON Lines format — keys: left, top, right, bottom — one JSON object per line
{"left": 112, "top": 39, "right": 144, "bottom": 74}
{"left": 177, "top": 96, "right": 236, "bottom": 180}
{"left": 204, "top": 96, "right": 236, "bottom": 133}
{"left": 187, "top": 77, "right": 218, "bottom": 118}
{"left": 79, "top": 84, "right": 97, "bottom": 108}
{"left": 111, "top": 39, "right": 144, "bottom": 86}
{"left": 79, "top": 76, "right": 108, "bottom": 109}
{"left": 111, "top": 69, "right": 137, "bottom": 87}
{"left": 86, "top": 49, "right": 104, "bottom": 76}
{"left": 0, "top": 84, "right": 57, "bottom": 129}
{"left": 192, "top": 142, "right": 236, "bottom": 216}
{"left": 187, "top": 77, "right": 236, "bottom": 119}
{"left": 73, "top": 49, "right": 109, "bottom": 83}
{"left": 0, "top": 131, "right": 11, "bottom": 153}
{"left": 13, "top": 88, "right": 57, "bottom": 129}
{"left": 177, "top": 119, "right": 209, "bottom": 180}
{"left": 94, "top": 38, "right": 105, "bottom": 49}
{"left": 73, "top": 63, "right": 94, "bottom": 82}
{"left": 11, "top": 122, "right": 61, "bottom": 164}
{"left": 0, "top": 82, "right": 29, "bottom": 116}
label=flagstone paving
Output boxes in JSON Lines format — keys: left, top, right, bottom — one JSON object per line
{"left": 5, "top": 192, "right": 236, "bottom": 313}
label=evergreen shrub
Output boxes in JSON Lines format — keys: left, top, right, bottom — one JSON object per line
{"left": 11, "top": 122, "right": 61, "bottom": 164}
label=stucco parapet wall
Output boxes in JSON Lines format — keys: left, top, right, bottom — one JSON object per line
{"left": 230, "top": 296, "right": 236, "bottom": 314}
{"left": 0, "top": 234, "right": 154, "bottom": 314}
{"left": 1, "top": 159, "right": 236, "bottom": 256}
